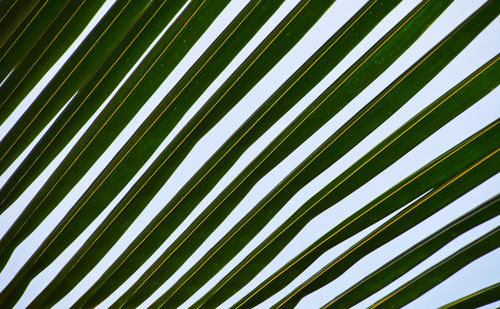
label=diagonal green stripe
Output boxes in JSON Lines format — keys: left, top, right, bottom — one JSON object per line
{"left": 0, "top": 0, "right": 152, "bottom": 178}
{"left": 439, "top": 281, "right": 500, "bottom": 309}
{"left": 25, "top": 1, "right": 342, "bottom": 307}
{"left": 226, "top": 55, "right": 500, "bottom": 308}
{"left": 234, "top": 120, "right": 500, "bottom": 308}
{"left": 0, "top": 0, "right": 41, "bottom": 50}
{"left": 0, "top": 0, "right": 190, "bottom": 211}
{"left": 106, "top": 1, "right": 467, "bottom": 307}
{"left": 0, "top": 0, "right": 20, "bottom": 25}
{"left": 130, "top": 2, "right": 495, "bottom": 307}
{"left": 186, "top": 9, "right": 500, "bottom": 308}
{"left": 323, "top": 194, "right": 500, "bottom": 308}
{"left": 71, "top": 1, "right": 405, "bottom": 307}
{"left": 0, "top": 0, "right": 61, "bottom": 82}
{"left": 370, "top": 225, "right": 500, "bottom": 308}
{"left": 0, "top": 0, "right": 106, "bottom": 124}
{"left": 275, "top": 147, "right": 500, "bottom": 308}
{"left": 0, "top": 0, "right": 237, "bottom": 306}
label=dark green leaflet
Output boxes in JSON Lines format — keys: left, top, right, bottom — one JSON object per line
{"left": 0, "top": 0, "right": 227, "bottom": 258}
{"left": 172, "top": 6, "right": 499, "bottom": 308}
{"left": 207, "top": 54, "right": 500, "bottom": 309}
{"left": 323, "top": 194, "right": 500, "bottom": 308}
{"left": 8, "top": 1, "right": 332, "bottom": 306}
{"left": 0, "top": 0, "right": 152, "bottom": 179}
{"left": 0, "top": 0, "right": 496, "bottom": 308}
{"left": 0, "top": 0, "right": 209, "bottom": 273}
{"left": 0, "top": 0, "right": 238, "bottom": 304}
{"left": 0, "top": 0, "right": 107, "bottom": 124}
{"left": 41, "top": 1, "right": 348, "bottom": 308}
{"left": 274, "top": 146, "right": 500, "bottom": 308}
{"left": 0, "top": 0, "right": 40, "bottom": 49}
{"left": 439, "top": 281, "right": 500, "bottom": 309}
{"left": 231, "top": 120, "right": 500, "bottom": 308}
{"left": 370, "top": 225, "right": 500, "bottom": 309}
{"left": 24, "top": 1, "right": 341, "bottom": 307}
{"left": 119, "top": 1, "right": 467, "bottom": 307}
{"left": 0, "top": 0, "right": 190, "bottom": 211}
{"left": 73, "top": 1, "right": 403, "bottom": 307}
{"left": 0, "top": 0, "right": 67, "bottom": 82}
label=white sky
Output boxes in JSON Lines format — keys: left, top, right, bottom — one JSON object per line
{"left": 0, "top": 0, "right": 499, "bottom": 308}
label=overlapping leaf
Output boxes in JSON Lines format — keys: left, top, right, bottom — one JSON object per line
{"left": 73, "top": 1, "right": 407, "bottom": 306}
{"left": 19, "top": 1, "right": 348, "bottom": 307}
{"left": 0, "top": 0, "right": 67, "bottom": 81}
{"left": 0, "top": 0, "right": 41, "bottom": 49}
{"left": 107, "top": 1, "right": 472, "bottom": 306}
{"left": 0, "top": 0, "right": 192, "bottom": 210}
{"left": 0, "top": 0, "right": 242, "bottom": 268}
{"left": 0, "top": 0, "right": 153, "bottom": 176}
{"left": 0, "top": 0, "right": 107, "bottom": 124}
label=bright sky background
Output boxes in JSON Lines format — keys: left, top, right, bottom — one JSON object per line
{"left": 0, "top": 0, "right": 499, "bottom": 308}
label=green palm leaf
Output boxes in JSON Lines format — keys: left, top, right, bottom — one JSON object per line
{"left": 0, "top": 0, "right": 67, "bottom": 81}
{"left": 169, "top": 54, "right": 500, "bottom": 309}
{"left": 370, "top": 225, "right": 500, "bottom": 309}
{"left": 212, "top": 114, "right": 500, "bottom": 309}
{"left": 17, "top": 1, "right": 346, "bottom": 307}
{"left": 0, "top": 0, "right": 241, "bottom": 264}
{"left": 439, "top": 281, "right": 500, "bottom": 309}
{"left": 0, "top": 0, "right": 288, "bottom": 304}
{"left": 0, "top": 0, "right": 107, "bottom": 124}
{"left": 71, "top": 1, "right": 408, "bottom": 307}
{"left": 119, "top": 4, "right": 497, "bottom": 307}
{"left": 0, "top": 0, "right": 498, "bottom": 308}
{"left": 0, "top": 0, "right": 193, "bottom": 210}
{"left": 0, "top": 0, "right": 41, "bottom": 50}
{"left": 58, "top": 1, "right": 458, "bottom": 307}
{"left": 0, "top": 0, "right": 154, "bottom": 177}
{"left": 274, "top": 140, "right": 500, "bottom": 308}
{"left": 323, "top": 194, "right": 500, "bottom": 308}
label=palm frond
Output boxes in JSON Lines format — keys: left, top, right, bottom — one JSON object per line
{"left": 0, "top": 0, "right": 498, "bottom": 308}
